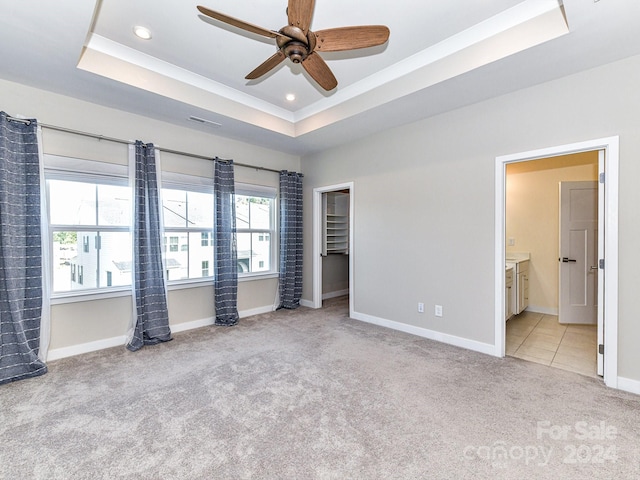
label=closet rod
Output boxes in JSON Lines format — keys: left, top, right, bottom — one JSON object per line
{"left": 33, "top": 121, "right": 283, "bottom": 174}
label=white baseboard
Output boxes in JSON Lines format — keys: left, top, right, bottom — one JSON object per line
{"left": 616, "top": 376, "right": 640, "bottom": 395}
{"left": 239, "top": 305, "right": 275, "bottom": 318}
{"left": 322, "top": 289, "right": 349, "bottom": 300}
{"left": 299, "top": 293, "right": 348, "bottom": 308}
{"left": 526, "top": 305, "right": 559, "bottom": 315}
{"left": 170, "top": 316, "right": 215, "bottom": 333}
{"left": 351, "top": 311, "right": 496, "bottom": 356}
{"left": 299, "top": 298, "right": 315, "bottom": 308}
{"left": 47, "top": 304, "right": 276, "bottom": 361}
{"left": 124, "top": 305, "right": 276, "bottom": 336}
{"left": 47, "top": 335, "right": 127, "bottom": 361}
{"left": 41, "top": 305, "right": 640, "bottom": 398}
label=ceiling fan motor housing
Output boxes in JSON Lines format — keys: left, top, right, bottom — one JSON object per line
{"left": 277, "top": 25, "right": 317, "bottom": 63}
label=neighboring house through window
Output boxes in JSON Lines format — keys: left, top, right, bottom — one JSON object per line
{"left": 45, "top": 156, "right": 278, "bottom": 296}
{"left": 161, "top": 178, "right": 214, "bottom": 281}
{"left": 46, "top": 155, "right": 132, "bottom": 293}
{"left": 235, "top": 184, "right": 276, "bottom": 275}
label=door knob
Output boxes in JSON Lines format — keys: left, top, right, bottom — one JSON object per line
{"left": 561, "top": 257, "right": 577, "bottom": 263}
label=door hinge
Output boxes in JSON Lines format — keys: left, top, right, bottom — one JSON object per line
{"left": 599, "top": 172, "right": 605, "bottom": 184}
{"left": 598, "top": 344, "right": 604, "bottom": 355}
{"left": 599, "top": 258, "right": 605, "bottom": 269}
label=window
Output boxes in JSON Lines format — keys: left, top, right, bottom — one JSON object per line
{"left": 161, "top": 179, "right": 276, "bottom": 280}
{"left": 169, "top": 236, "right": 179, "bottom": 252}
{"left": 201, "top": 232, "right": 210, "bottom": 246}
{"left": 161, "top": 186, "right": 214, "bottom": 281}
{"left": 45, "top": 156, "right": 278, "bottom": 296}
{"left": 47, "top": 163, "right": 131, "bottom": 293}
{"left": 235, "top": 184, "right": 276, "bottom": 275}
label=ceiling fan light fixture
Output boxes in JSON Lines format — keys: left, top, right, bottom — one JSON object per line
{"left": 133, "top": 26, "right": 152, "bottom": 40}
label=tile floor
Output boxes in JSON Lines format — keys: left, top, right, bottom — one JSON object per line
{"left": 506, "top": 311, "right": 598, "bottom": 377}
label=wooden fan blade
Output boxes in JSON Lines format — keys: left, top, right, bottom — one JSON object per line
{"left": 197, "top": 5, "right": 289, "bottom": 40}
{"left": 314, "top": 26, "right": 390, "bottom": 52}
{"left": 245, "top": 51, "right": 286, "bottom": 80}
{"left": 288, "top": 0, "right": 315, "bottom": 33}
{"left": 301, "top": 52, "right": 337, "bottom": 91}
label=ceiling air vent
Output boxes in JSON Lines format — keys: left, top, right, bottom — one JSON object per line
{"left": 188, "top": 116, "right": 222, "bottom": 128}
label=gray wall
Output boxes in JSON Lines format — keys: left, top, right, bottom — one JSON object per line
{"left": 0, "top": 79, "right": 299, "bottom": 353}
{"left": 322, "top": 254, "right": 349, "bottom": 297}
{"left": 300, "top": 54, "right": 640, "bottom": 382}
{"left": 3, "top": 52, "right": 640, "bottom": 385}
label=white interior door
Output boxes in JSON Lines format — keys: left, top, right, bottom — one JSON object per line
{"left": 559, "top": 181, "right": 598, "bottom": 325}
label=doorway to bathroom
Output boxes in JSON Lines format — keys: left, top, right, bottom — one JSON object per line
{"left": 505, "top": 154, "right": 597, "bottom": 376}
{"left": 495, "top": 137, "right": 619, "bottom": 389}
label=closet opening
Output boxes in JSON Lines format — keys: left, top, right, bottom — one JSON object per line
{"left": 312, "top": 183, "right": 354, "bottom": 317}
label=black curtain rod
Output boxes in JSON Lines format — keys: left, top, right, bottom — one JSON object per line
{"left": 4, "top": 117, "right": 283, "bottom": 174}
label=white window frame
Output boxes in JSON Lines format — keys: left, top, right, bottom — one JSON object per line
{"left": 45, "top": 154, "right": 131, "bottom": 301}
{"left": 161, "top": 172, "right": 215, "bottom": 285}
{"left": 44, "top": 161, "right": 280, "bottom": 300}
{"left": 235, "top": 182, "right": 278, "bottom": 279}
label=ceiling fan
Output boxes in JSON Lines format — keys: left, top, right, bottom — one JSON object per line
{"left": 197, "top": 1, "right": 390, "bottom": 91}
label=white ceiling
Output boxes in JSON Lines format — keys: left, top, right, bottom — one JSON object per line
{"left": 1, "top": 0, "right": 640, "bottom": 156}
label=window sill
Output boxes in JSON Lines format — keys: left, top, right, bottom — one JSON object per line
{"left": 167, "top": 278, "right": 213, "bottom": 291}
{"left": 166, "top": 272, "right": 279, "bottom": 290}
{"left": 238, "top": 272, "right": 279, "bottom": 282}
{"left": 50, "top": 287, "right": 132, "bottom": 305}
{"left": 49, "top": 272, "right": 280, "bottom": 303}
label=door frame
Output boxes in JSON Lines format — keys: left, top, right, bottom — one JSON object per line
{"left": 494, "top": 136, "right": 618, "bottom": 388}
{"left": 312, "top": 182, "right": 354, "bottom": 317}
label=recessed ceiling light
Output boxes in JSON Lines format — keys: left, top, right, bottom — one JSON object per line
{"left": 133, "top": 26, "right": 152, "bottom": 40}
{"left": 286, "top": 93, "right": 296, "bottom": 102}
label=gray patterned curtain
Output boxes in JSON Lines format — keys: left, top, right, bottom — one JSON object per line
{"left": 0, "top": 112, "right": 47, "bottom": 384}
{"left": 127, "top": 141, "right": 172, "bottom": 351}
{"left": 278, "top": 171, "right": 303, "bottom": 309}
{"left": 213, "top": 158, "right": 239, "bottom": 326}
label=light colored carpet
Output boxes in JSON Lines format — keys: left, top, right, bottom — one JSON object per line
{"left": 1, "top": 296, "right": 639, "bottom": 479}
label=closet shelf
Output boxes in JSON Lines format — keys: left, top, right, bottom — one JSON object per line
{"left": 322, "top": 192, "right": 349, "bottom": 256}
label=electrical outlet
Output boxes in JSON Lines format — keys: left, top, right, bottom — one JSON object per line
{"left": 435, "top": 305, "right": 443, "bottom": 317}
{"left": 418, "top": 302, "right": 424, "bottom": 313}
{"left": 508, "top": 237, "right": 515, "bottom": 246}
